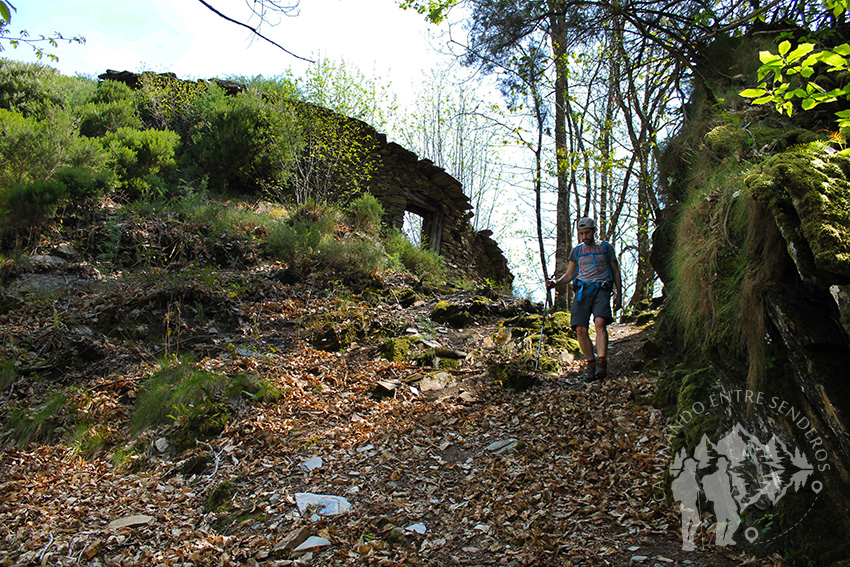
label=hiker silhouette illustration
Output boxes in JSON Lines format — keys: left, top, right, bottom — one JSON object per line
{"left": 701, "top": 456, "right": 742, "bottom": 546}
{"left": 671, "top": 457, "right": 700, "bottom": 551}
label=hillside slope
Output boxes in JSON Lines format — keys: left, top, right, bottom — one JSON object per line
{"left": 0, "top": 204, "right": 772, "bottom": 566}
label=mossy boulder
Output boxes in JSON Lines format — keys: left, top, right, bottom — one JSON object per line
{"left": 704, "top": 124, "right": 750, "bottom": 158}
{"left": 203, "top": 480, "right": 235, "bottom": 513}
{"left": 430, "top": 300, "right": 473, "bottom": 328}
{"left": 747, "top": 152, "right": 850, "bottom": 282}
{"left": 381, "top": 336, "right": 412, "bottom": 362}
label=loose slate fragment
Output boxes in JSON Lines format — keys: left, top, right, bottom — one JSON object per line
{"left": 108, "top": 514, "right": 154, "bottom": 530}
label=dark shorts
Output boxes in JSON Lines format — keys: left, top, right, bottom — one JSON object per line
{"left": 571, "top": 284, "right": 613, "bottom": 328}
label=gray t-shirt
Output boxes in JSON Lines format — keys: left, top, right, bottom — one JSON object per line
{"left": 569, "top": 241, "right": 616, "bottom": 284}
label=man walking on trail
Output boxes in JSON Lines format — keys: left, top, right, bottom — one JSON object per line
{"left": 547, "top": 217, "right": 622, "bottom": 381}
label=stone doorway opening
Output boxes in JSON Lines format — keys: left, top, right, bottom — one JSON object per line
{"left": 403, "top": 199, "right": 444, "bottom": 254}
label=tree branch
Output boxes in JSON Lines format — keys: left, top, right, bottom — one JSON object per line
{"left": 195, "top": 0, "right": 313, "bottom": 63}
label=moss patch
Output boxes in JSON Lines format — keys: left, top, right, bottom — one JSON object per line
{"left": 430, "top": 300, "right": 473, "bottom": 328}
{"left": 747, "top": 152, "right": 850, "bottom": 280}
{"left": 381, "top": 336, "right": 412, "bottom": 362}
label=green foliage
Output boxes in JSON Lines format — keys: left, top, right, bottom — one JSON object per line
{"left": 287, "top": 102, "right": 378, "bottom": 204}
{"left": 2, "top": 178, "right": 68, "bottom": 227}
{"left": 0, "top": 107, "right": 82, "bottom": 186}
{"left": 741, "top": 40, "right": 850, "bottom": 139}
{"left": 0, "top": 357, "right": 16, "bottom": 390}
{"left": 135, "top": 72, "right": 207, "bottom": 135}
{"left": 346, "top": 192, "right": 385, "bottom": 235}
{"left": 227, "top": 373, "right": 280, "bottom": 402}
{"left": 0, "top": 59, "right": 64, "bottom": 117}
{"left": 184, "top": 86, "right": 301, "bottom": 194}
{"left": 298, "top": 57, "right": 397, "bottom": 130}
{"left": 77, "top": 98, "right": 143, "bottom": 137}
{"left": 130, "top": 357, "right": 229, "bottom": 435}
{"left": 93, "top": 80, "right": 135, "bottom": 104}
{"left": 266, "top": 203, "right": 386, "bottom": 283}
{"left": 102, "top": 126, "right": 180, "bottom": 198}
{"left": 70, "top": 422, "right": 112, "bottom": 460}
{"left": 6, "top": 392, "right": 70, "bottom": 447}
{"left": 384, "top": 229, "right": 446, "bottom": 283}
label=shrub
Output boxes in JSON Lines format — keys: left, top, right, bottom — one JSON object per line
{"left": 384, "top": 229, "right": 446, "bottom": 283}
{"left": 102, "top": 126, "right": 180, "bottom": 198}
{"left": 92, "top": 79, "right": 135, "bottom": 104}
{"left": 0, "top": 107, "right": 103, "bottom": 188}
{"left": 266, "top": 202, "right": 384, "bottom": 282}
{"left": 287, "top": 102, "right": 377, "bottom": 204}
{"left": 0, "top": 59, "right": 65, "bottom": 117}
{"left": 346, "top": 192, "right": 385, "bottom": 235}
{"left": 184, "top": 86, "right": 301, "bottom": 194}
{"left": 53, "top": 166, "right": 113, "bottom": 202}
{"left": 77, "top": 99, "right": 143, "bottom": 137}
{"left": 2, "top": 178, "right": 69, "bottom": 227}
{"left": 135, "top": 72, "right": 207, "bottom": 135}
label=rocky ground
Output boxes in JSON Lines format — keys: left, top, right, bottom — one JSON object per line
{"left": 0, "top": 222, "right": 782, "bottom": 566}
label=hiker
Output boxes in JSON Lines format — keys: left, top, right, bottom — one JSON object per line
{"left": 546, "top": 217, "right": 622, "bottom": 381}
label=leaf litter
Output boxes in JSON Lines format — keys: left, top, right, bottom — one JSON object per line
{"left": 0, "top": 229, "right": 782, "bottom": 566}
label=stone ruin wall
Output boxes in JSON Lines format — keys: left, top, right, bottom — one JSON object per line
{"left": 99, "top": 70, "right": 514, "bottom": 286}
{"left": 365, "top": 138, "right": 512, "bottom": 287}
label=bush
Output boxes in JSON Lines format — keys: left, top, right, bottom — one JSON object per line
{"left": 266, "top": 202, "right": 384, "bottom": 282}
{"left": 384, "top": 229, "right": 446, "bottom": 283}
{"left": 346, "top": 192, "right": 384, "bottom": 235}
{"left": 2, "top": 178, "right": 69, "bottom": 227}
{"left": 93, "top": 80, "right": 135, "bottom": 104}
{"left": 53, "top": 166, "right": 113, "bottom": 202}
{"left": 0, "top": 107, "right": 106, "bottom": 189}
{"left": 184, "top": 86, "right": 301, "bottom": 194}
{"left": 102, "top": 126, "right": 180, "bottom": 198}
{"left": 77, "top": 99, "right": 143, "bottom": 137}
{"left": 0, "top": 59, "right": 65, "bottom": 117}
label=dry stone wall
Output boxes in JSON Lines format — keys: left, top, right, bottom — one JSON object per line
{"left": 99, "top": 69, "right": 513, "bottom": 286}
{"left": 366, "top": 139, "right": 512, "bottom": 286}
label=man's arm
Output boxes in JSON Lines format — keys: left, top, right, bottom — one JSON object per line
{"left": 611, "top": 259, "right": 623, "bottom": 311}
{"left": 547, "top": 260, "right": 577, "bottom": 289}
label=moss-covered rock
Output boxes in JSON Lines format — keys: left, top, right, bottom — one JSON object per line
{"left": 203, "top": 480, "right": 235, "bottom": 513}
{"left": 430, "top": 300, "right": 473, "bottom": 328}
{"left": 747, "top": 152, "right": 850, "bottom": 282}
{"left": 381, "top": 336, "right": 412, "bottom": 362}
{"left": 704, "top": 124, "right": 751, "bottom": 158}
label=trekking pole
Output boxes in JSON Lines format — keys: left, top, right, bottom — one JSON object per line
{"left": 534, "top": 281, "right": 553, "bottom": 371}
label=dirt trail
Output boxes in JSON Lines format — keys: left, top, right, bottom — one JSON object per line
{"left": 0, "top": 297, "right": 775, "bottom": 566}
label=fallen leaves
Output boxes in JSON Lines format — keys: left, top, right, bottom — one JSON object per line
{"left": 0, "top": 253, "right": 781, "bottom": 567}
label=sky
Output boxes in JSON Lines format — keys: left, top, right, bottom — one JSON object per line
{"left": 5, "top": 0, "right": 452, "bottom": 103}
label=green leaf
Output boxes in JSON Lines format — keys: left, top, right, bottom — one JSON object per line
{"left": 740, "top": 88, "right": 768, "bottom": 98}
{"left": 778, "top": 40, "right": 792, "bottom": 57}
{"left": 834, "top": 43, "right": 850, "bottom": 57}
{"left": 801, "top": 67, "right": 815, "bottom": 78}
{"left": 801, "top": 98, "right": 818, "bottom": 110}
{"left": 787, "top": 43, "right": 815, "bottom": 63}
{"left": 818, "top": 52, "right": 848, "bottom": 69}
{"left": 0, "top": 1, "right": 10, "bottom": 24}
{"left": 752, "top": 96, "right": 774, "bottom": 105}
{"left": 759, "top": 51, "right": 781, "bottom": 65}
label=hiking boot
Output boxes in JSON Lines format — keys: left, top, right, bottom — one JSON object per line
{"left": 584, "top": 359, "right": 597, "bottom": 382}
{"left": 595, "top": 357, "right": 608, "bottom": 380}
